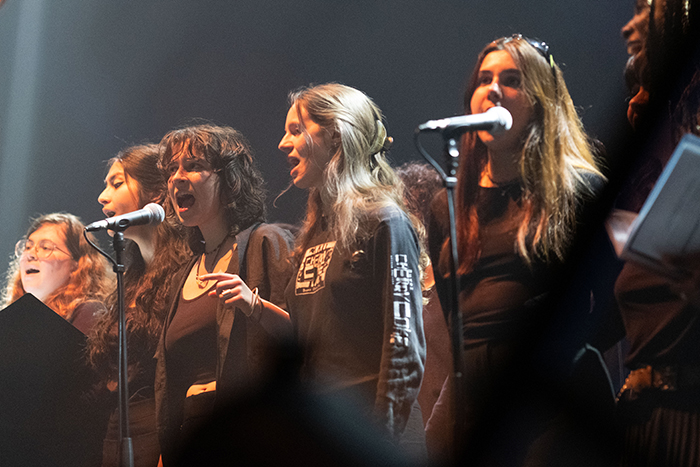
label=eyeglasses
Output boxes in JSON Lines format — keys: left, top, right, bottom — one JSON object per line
{"left": 15, "top": 238, "right": 72, "bottom": 260}
{"left": 503, "top": 34, "right": 557, "bottom": 81}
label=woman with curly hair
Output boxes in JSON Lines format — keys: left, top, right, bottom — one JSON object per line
{"left": 87, "top": 144, "right": 192, "bottom": 467}
{"left": 155, "top": 124, "right": 294, "bottom": 465}
{"left": 2, "top": 212, "right": 113, "bottom": 334}
{"left": 427, "top": 35, "right": 605, "bottom": 464}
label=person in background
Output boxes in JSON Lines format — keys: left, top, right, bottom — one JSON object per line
{"left": 2, "top": 212, "right": 113, "bottom": 334}
{"left": 87, "top": 144, "right": 192, "bottom": 467}
{"left": 622, "top": 0, "right": 652, "bottom": 56}
{"left": 396, "top": 161, "right": 454, "bottom": 463}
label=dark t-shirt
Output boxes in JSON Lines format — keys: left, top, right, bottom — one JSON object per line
{"left": 286, "top": 207, "right": 425, "bottom": 438}
{"left": 428, "top": 184, "right": 551, "bottom": 347}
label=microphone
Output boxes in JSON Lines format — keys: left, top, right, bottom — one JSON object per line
{"left": 85, "top": 203, "right": 165, "bottom": 232}
{"left": 417, "top": 106, "right": 513, "bottom": 137}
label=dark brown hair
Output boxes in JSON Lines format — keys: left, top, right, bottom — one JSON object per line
{"left": 160, "top": 124, "right": 266, "bottom": 253}
{"left": 86, "top": 144, "right": 191, "bottom": 384}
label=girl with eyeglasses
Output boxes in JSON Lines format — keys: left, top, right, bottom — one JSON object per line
{"left": 2, "top": 213, "right": 113, "bottom": 334}
{"left": 427, "top": 35, "right": 605, "bottom": 464}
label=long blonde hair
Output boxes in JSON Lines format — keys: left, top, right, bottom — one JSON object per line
{"left": 2, "top": 213, "right": 114, "bottom": 320}
{"left": 289, "top": 83, "right": 422, "bottom": 259}
{"left": 447, "top": 36, "right": 603, "bottom": 275}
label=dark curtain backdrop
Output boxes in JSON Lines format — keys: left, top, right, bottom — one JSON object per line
{"left": 0, "top": 0, "right": 631, "bottom": 264}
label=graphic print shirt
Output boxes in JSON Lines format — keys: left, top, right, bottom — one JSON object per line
{"left": 286, "top": 207, "right": 426, "bottom": 438}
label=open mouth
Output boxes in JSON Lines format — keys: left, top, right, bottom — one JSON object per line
{"left": 25, "top": 268, "right": 40, "bottom": 275}
{"left": 103, "top": 210, "right": 116, "bottom": 218}
{"left": 288, "top": 156, "right": 300, "bottom": 168}
{"left": 176, "top": 193, "right": 195, "bottom": 209}
{"left": 626, "top": 40, "right": 641, "bottom": 53}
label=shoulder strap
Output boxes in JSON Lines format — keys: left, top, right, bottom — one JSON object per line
{"left": 235, "top": 222, "right": 263, "bottom": 283}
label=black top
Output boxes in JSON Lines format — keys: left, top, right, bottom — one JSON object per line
{"left": 165, "top": 289, "right": 218, "bottom": 402}
{"left": 615, "top": 260, "right": 700, "bottom": 367}
{"left": 155, "top": 223, "right": 295, "bottom": 465}
{"left": 286, "top": 206, "right": 425, "bottom": 439}
{"left": 428, "top": 184, "right": 551, "bottom": 347}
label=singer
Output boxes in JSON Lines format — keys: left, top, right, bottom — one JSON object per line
{"left": 276, "top": 83, "right": 426, "bottom": 453}
{"left": 87, "top": 144, "right": 192, "bottom": 467}
{"left": 154, "top": 124, "right": 294, "bottom": 466}
{"left": 2, "top": 213, "right": 113, "bottom": 335}
{"left": 427, "top": 35, "right": 604, "bottom": 465}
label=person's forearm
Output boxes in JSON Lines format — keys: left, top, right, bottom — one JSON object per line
{"left": 255, "top": 298, "right": 293, "bottom": 339}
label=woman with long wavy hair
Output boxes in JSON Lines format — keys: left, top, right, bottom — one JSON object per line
{"left": 87, "top": 144, "right": 192, "bottom": 467}
{"left": 2, "top": 212, "right": 113, "bottom": 334}
{"left": 427, "top": 35, "right": 605, "bottom": 465}
{"left": 275, "top": 83, "right": 426, "bottom": 452}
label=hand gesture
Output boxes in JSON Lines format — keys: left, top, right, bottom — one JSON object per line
{"left": 199, "top": 273, "right": 255, "bottom": 316}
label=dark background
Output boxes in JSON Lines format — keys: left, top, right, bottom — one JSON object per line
{"left": 0, "top": 0, "right": 631, "bottom": 265}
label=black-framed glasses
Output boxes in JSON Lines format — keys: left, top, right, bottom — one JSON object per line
{"left": 15, "top": 238, "right": 72, "bottom": 260}
{"left": 504, "top": 34, "right": 557, "bottom": 81}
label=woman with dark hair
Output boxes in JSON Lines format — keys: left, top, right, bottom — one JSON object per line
{"left": 155, "top": 124, "right": 294, "bottom": 466}
{"left": 428, "top": 35, "right": 604, "bottom": 464}
{"left": 621, "top": 0, "right": 652, "bottom": 57}
{"left": 602, "top": 1, "right": 700, "bottom": 465}
{"left": 87, "top": 144, "right": 191, "bottom": 467}
{"left": 2, "top": 212, "right": 113, "bottom": 334}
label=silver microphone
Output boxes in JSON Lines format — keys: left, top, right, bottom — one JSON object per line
{"left": 85, "top": 203, "right": 165, "bottom": 232}
{"left": 417, "top": 106, "right": 513, "bottom": 137}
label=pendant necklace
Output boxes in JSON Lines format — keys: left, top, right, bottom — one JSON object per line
{"left": 195, "top": 234, "right": 230, "bottom": 288}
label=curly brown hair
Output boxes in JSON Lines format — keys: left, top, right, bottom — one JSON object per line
{"left": 159, "top": 124, "right": 267, "bottom": 253}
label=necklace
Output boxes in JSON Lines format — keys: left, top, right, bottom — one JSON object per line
{"left": 194, "top": 234, "right": 230, "bottom": 288}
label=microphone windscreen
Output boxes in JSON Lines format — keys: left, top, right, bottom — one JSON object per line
{"left": 144, "top": 203, "right": 165, "bottom": 224}
{"left": 487, "top": 106, "right": 513, "bottom": 133}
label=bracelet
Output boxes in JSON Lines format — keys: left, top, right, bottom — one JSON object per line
{"left": 242, "top": 287, "right": 259, "bottom": 318}
{"left": 243, "top": 287, "right": 263, "bottom": 322}
{"left": 250, "top": 287, "right": 263, "bottom": 323}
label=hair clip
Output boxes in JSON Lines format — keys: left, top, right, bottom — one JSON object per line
{"left": 382, "top": 136, "right": 394, "bottom": 153}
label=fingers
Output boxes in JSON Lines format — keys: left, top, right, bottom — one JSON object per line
{"left": 198, "top": 272, "right": 241, "bottom": 282}
{"left": 198, "top": 273, "right": 253, "bottom": 311}
{"left": 209, "top": 286, "right": 245, "bottom": 307}
{"left": 210, "top": 285, "right": 241, "bottom": 301}
{"left": 202, "top": 273, "right": 243, "bottom": 297}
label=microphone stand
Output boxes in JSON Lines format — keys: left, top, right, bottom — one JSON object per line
{"left": 113, "top": 231, "right": 134, "bottom": 467}
{"left": 83, "top": 230, "right": 134, "bottom": 467}
{"left": 414, "top": 131, "right": 466, "bottom": 460}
